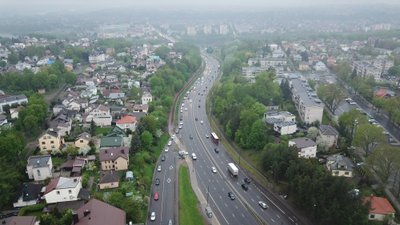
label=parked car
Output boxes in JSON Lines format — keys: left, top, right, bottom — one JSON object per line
{"left": 192, "top": 153, "right": 197, "bottom": 160}
{"left": 214, "top": 148, "right": 219, "bottom": 153}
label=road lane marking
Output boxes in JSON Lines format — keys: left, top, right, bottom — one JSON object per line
{"left": 276, "top": 215, "right": 280, "bottom": 219}
{"left": 271, "top": 218, "right": 275, "bottom": 223}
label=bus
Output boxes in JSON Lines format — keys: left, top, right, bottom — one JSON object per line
{"left": 211, "top": 132, "right": 219, "bottom": 145}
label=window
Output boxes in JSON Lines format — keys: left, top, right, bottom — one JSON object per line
{"left": 37, "top": 169, "right": 41, "bottom": 177}
{"left": 51, "top": 145, "right": 55, "bottom": 148}
{"left": 370, "top": 215, "right": 375, "bottom": 219}
{"left": 80, "top": 140, "right": 84, "bottom": 143}
{"left": 68, "top": 190, "right": 72, "bottom": 194}
{"left": 42, "top": 142, "right": 46, "bottom": 145}
{"left": 344, "top": 172, "right": 349, "bottom": 175}
{"left": 50, "top": 141, "right": 54, "bottom": 144}
{"left": 56, "top": 191, "right": 60, "bottom": 195}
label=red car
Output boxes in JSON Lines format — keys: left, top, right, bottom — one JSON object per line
{"left": 154, "top": 192, "right": 159, "bottom": 201}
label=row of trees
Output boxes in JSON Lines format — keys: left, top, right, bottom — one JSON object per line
{"left": 0, "top": 60, "right": 76, "bottom": 93}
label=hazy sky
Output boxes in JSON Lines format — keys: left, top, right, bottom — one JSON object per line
{"left": 1, "top": 0, "right": 399, "bottom": 11}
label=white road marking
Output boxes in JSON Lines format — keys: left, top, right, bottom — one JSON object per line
{"left": 276, "top": 215, "right": 280, "bottom": 219}
{"left": 271, "top": 218, "right": 275, "bottom": 223}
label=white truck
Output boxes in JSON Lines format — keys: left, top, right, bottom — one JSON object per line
{"left": 227, "top": 163, "right": 239, "bottom": 176}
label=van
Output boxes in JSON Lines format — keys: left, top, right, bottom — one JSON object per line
{"left": 205, "top": 206, "right": 213, "bottom": 218}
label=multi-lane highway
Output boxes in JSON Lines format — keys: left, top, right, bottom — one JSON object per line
{"left": 149, "top": 53, "right": 309, "bottom": 225}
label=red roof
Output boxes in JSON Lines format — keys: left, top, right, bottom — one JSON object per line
{"left": 44, "top": 177, "right": 60, "bottom": 194}
{"left": 364, "top": 196, "right": 395, "bottom": 215}
{"left": 116, "top": 115, "right": 136, "bottom": 124}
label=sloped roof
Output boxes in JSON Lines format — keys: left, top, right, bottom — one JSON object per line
{"left": 319, "top": 125, "right": 339, "bottom": 136}
{"left": 45, "top": 177, "right": 81, "bottom": 194}
{"left": 116, "top": 115, "right": 136, "bottom": 124}
{"left": 27, "top": 155, "right": 51, "bottom": 168}
{"left": 289, "top": 137, "right": 316, "bottom": 149}
{"left": 5, "top": 216, "right": 36, "bottom": 225}
{"left": 74, "top": 199, "right": 126, "bottom": 225}
{"left": 100, "top": 136, "right": 123, "bottom": 148}
{"left": 99, "top": 171, "right": 120, "bottom": 184}
{"left": 77, "top": 132, "right": 91, "bottom": 141}
{"left": 99, "top": 147, "right": 129, "bottom": 161}
{"left": 364, "top": 196, "right": 395, "bottom": 215}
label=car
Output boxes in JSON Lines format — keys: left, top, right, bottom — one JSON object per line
{"left": 283, "top": 194, "right": 288, "bottom": 199}
{"left": 161, "top": 155, "right": 166, "bottom": 161}
{"left": 179, "top": 125, "right": 183, "bottom": 129}
{"left": 168, "top": 220, "right": 173, "bottom": 225}
{"left": 241, "top": 183, "right": 249, "bottom": 191}
{"left": 205, "top": 134, "right": 209, "bottom": 138}
{"left": 155, "top": 178, "right": 160, "bottom": 185}
{"left": 200, "top": 120, "right": 204, "bottom": 124}
{"left": 165, "top": 147, "right": 169, "bottom": 152}
{"left": 184, "top": 107, "right": 188, "bottom": 111}
{"left": 349, "top": 101, "right": 357, "bottom": 105}
{"left": 180, "top": 110, "right": 183, "bottom": 113}
{"left": 157, "top": 165, "right": 162, "bottom": 172}
{"left": 211, "top": 166, "right": 217, "bottom": 173}
{"left": 244, "top": 178, "right": 252, "bottom": 184}
{"left": 189, "top": 99, "right": 193, "bottom": 103}
{"left": 192, "top": 153, "right": 197, "bottom": 160}
{"left": 154, "top": 192, "right": 159, "bottom": 201}
{"left": 228, "top": 192, "right": 236, "bottom": 200}
{"left": 175, "top": 128, "right": 179, "bottom": 134}
{"left": 345, "top": 97, "right": 353, "bottom": 102}
{"left": 168, "top": 140, "right": 172, "bottom": 146}
{"left": 195, "top": 117, "right": 198, "bottom": 121}
{"left": 150, "top": 212, "right": 156, "bottom": 221}
{"left": 179, "top": 122, "right": 183, "bottom": 125}
{"left": 198, "top": 105, "right": 201, "bottom": 108}
{"left": 189, "top": 134, "right": 193, "bottom": 140}
{"left": 214, "top": 148, "right": 219, "bottom": 153}
{"left": 258, "top": 201, "right": 268, "bottom": 209}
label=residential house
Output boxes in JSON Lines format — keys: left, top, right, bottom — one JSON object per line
{"left": 314, "top": 61, "right": 328, "bottom": 71}
{"left": 288, "top": 137, "right": 317, "bottom": 158}
{"left": 264, "top": 111, "right": 297, "bottom": 135}
{"left": 318, "top": 125, "right": 339, "bottom": 148}
{"left": 290, "top": 78, "right": 324, "bottom": 124}
{"left": 0, "top": 114, "right": 7, "bottom": 126}
{"left": 13, "top": 182, "right": 43, "bottom": 208}
{"left": 273, "top": 121, "right": 297, "bottom": 135}
{"left": 99, "top": 147, "right": 129, "bottom": 171}
{"left": 0, "top": 94, "right": 28, "bottom": 113}
{"left": 326, "top": 154, "right": 354, "bottom": 177}
{"left": 132, "top": 104, "right": 148, "bottom": 113}
{"left": 364, "top": 196, "right": 395, "bottom": 221}
{"left": 10, "top": 106, "right": 24, "bottom": 119}
{"left": 44, "top": 177, "right": 82, "bottom": 204}
{"left": 49, "top": 113, "right": 72, "bottom": 137}
{"left": 38, "top": 128, "right": 64, "bottom": 154}
{"left": 4, "top": 216, "right": 37, "bottom": 225}
{"left": 98, "top": 171, "right": 120, "bottom": 190}
{"left": 116, "top": 115, "right": 137, "bottom": 132}
{"left": 85, "top": 105, "right": 112, "bottom": 127}
{"left": 75, "top": 132, "right": 91, "bottom": 153}
{"left": 26, "top": 155, "right": 53, "bottom": 181}
{"left": 141, "top": 92, "right": 153, "bottom": 105}
{"left": 72, "top": 199, "right": 126, "bottom": 225}
{"left": 60, "top": 157, "right": 86, "bottom": 177}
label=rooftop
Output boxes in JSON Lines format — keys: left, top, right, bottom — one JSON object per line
{"left": 290, "top": 78, "right": 323, "bottom": 108}
{"left": 319, "top": 125, "right": 339, "bottom": 136}
{"left": 27, "top": 155, "right": 51, "bottom": 168}
{"left": 289, "top": 137, "right": 316, "bottom": 149}
{"left": 364, "top": 196, "right": 395, "bottom": 215}
{"left": 99, "top": 147, "right": 129, "bottom": 161}
{"left": 74, "top": 199, "right": 126, "bottom": 225}
{"left": 45, "top": 177, "right": 81, "bottom": 194}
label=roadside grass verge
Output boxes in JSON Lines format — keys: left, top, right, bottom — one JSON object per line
{"left": 179, "top": 165, "right": 206, "bottom": 225}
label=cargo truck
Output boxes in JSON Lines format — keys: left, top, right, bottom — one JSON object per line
{"left": 227, "top": 163, "right": 239, "bottom": 176}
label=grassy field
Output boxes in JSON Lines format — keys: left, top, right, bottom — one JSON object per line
{"left": 95, "top": 127, "right": 112, "bottom": 136}
{"left": 179, "top": 165, "right": 205, "bottom": 225}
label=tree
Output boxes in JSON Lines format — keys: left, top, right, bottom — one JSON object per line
{"left": 338, "top": 109, "right": 368, "bottom": 141}
{"left": 90, "top": 120, "right": 96, "bottom": 136}
{"left": 307, "top": 127, "right": 319, "bottom": 141}
{"left": 140, "top": 131, "right": 153, "bottom": 150}
{"left": 130, "top": 86, "right": 141, "bottom": 102}
{"left": 365, "top": 145, "right": 400, "bottom": 185}
{"left": 353, "top": 123, "right": 386, "bottom": 156}
{"left": 317, "top": 83, "right": 346, "bottom": 114}
{"left": 8, "top": 52, "right": 19, "bottom": 64}
{"left": 64, "top": 145, "right": 79, "bottom": 156}
{"left": 130, "top": 132, "right": 141, "bottom": 153}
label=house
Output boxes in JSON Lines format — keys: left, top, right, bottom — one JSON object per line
{"left": 116, "top": 115, "right": 137, "bottom": 132}
{"left": 99, "top": 147, "right": 129, "bottom": 171}
{"left": 273, "top": 121, "right": 297, "bottom": 135}
{"left": 314, "top": 61, "right": 328, "bottom": 71}
{"left": 44, "top": 177, "right": 82, "bottom": 204}
{"left": 132, "top": 104, "right": 149, "bottom": 113}
{"left": 60, "top": 158, "right": 86, "bottom": 177}
{"left": 374, "top": 87, "right": 396, "bottom": 98}
{"left": 49, "top": 113, "right": 72, "bottom": 137}
{"left": 290, "top": 78, "right": 324, "bottom": 124}
{"left": 26, "top": 155, "right": 53, "bottom": 181}
{"left": 364, "top": 196, "right": 395, "bottom": 221}
{"left": 98, "top": 171, "right": 120, "bottom": 190}
{"left": 10, "top": 106, "right": 24, "bottom": 119}
{"left": 326, "top": 154, "right": 354, "bottom": 177}
{"left": 38, "top": 128, "right": 64, "bottom": 154}
{"left": 0, "top": 94, "right": 28, "bottom": 113}
{"left": 75, "top": 132, "right": 91, "bottom": 152}
{"left": 99, "top": 126, "right": 128, "bottom": 149}
{"left": 13, "top": 182, "right": 43, "bottom": 208}
{"left": 3, "top": 216, "right": 37, "bottom": 225}
{"left": 288, "top": 137, "right": 317, "bottom": 158}
{"left": 85, "top": 105, "right": 112, "bottom": 127}
{"left": 265, "top": 111, "right": 297, "bottom": 135}
{"left": 72, "top": 199, "right": 126, "bottom": 225}
{"left": 141, "top": 92, "right": 153, "bottom": 105}
{"left": 318, "top": 125, "right": 339, "bottom": 148}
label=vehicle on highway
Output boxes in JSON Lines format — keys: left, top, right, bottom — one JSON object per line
{"left": 171, "top": 134, "right": 176, "bottom": 139}
{"left": 154, "top": 192, "right": 159, "bottom": 201}
{"left": 241, "top": 183, "right": 249, "bottom": 191}
{"left": 211, "top": 132, "right": 219, "bottom": 145}
{"left": 195, "top": 117, "right": 198, "bottom": 121}
{"left": 165, "top": 147, "right": 169, "bottom": 152}
{"left": 157, "top": 165, "right": 162, "bottom": 172}
{"left": 205, "top": 206, "right": 213, "bottom": 218}
{"left": 211, "top": 166, "right": 217, "bottom": 173}
{"left": 168, "top": 140, "right": 172, "bottom": 146}
{"left": 189, "top": 99, "right": 192, "bottom": 103}
{"left": 185, "top": 107, "right": 188, "bottom": 111}
{"left": 189, "top": 134, "right": 193, "bottom": 140}
{"left": 244, "top": 177, "right": 252, "bottom": 184}
{"left": 168, "top": 220, "right": 173, "bottom": 225}
{"left": 150, "top": 212, "right": 156, "bottom": 221}
{"left": 258, "top": 201, "right": 268, "bottom": 209}
{"left": 179, "top": 122, "right": 183, "bottom": 125}
{"left": 192, "top": 153, "right": 197, "bottom": 160}
{"left": 161, "top": 155, "right": 166, "bottom": 161}
{"left": 228, "top": 163, "right": 239, "bottom": 176}
{"left": 200, "top": 120, "right": 204, "bottom": 124}
{"left": 198, "top": 105, "right": 200, "bottom": 108}
{"left": 214, "top": 148, "right": 219, "bottom": 153}
{"left": 175, "top": 128, "right": 179, "bottom": 134}
{"left": 179, "top": 125, "right": 183, "bottom": 129}
{"left": 155, "top": 178, "right": 160, "bottom": 186}
{"left": 228, "top": 192, "right": 236, "bottom": 200}
{"left": 205, "top": 134, "right": 209, "bottom": 138}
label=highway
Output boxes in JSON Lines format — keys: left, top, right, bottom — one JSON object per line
{"left": 148, "top": 53, "right": 309, "bottom": 225}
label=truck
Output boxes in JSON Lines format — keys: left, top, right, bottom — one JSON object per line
{"left": 227, "top": 163, "right": 239, "bottom": 176}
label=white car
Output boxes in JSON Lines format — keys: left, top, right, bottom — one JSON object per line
{"left": 258, "top": 201, "right": 268, "bottom": 209}
{"left": 205, "top": 134, "right": 209, "bottom": 138}
{"left": 189, "top": 99, "right": 193, "bottom": 103}
{"left": 157, "top": 165, "right": 162, "bottom": 172}
{"left": 165, "top": 147, "right": 169, "bottom": 152}
{"left": 171, "top": 134, "right": 176, "bottom": 139}
{"left": 150, "top": 212, "right": 156, "bottom": 221}
{"left": 192, "top": 153, "right": 197, "bottom": 160}
{"left": 211, "top": 166, "right": 217, "bottom": 173}
{"left": 200, "top": 120, "right": 204, "bottom": 125}
{"left": 168, "top": 140, "right": 172, "bottom": 146}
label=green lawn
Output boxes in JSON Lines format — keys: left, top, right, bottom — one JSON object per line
{"left": 95, "top": 127, "right": 112, "bottom": 136}
{"left": 179, "top": 165, "right": 205, "bottom": 225}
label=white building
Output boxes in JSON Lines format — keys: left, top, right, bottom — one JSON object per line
{"left": 290, "top": 78, "right": 324, "bottom": 124}
{"left": 89, "top": 53, "right": 106, "bottom": 64}
{"left": 265, "top": 111, "right": 297, "bottom": 135}
{"left": 0, "top": 95, "right": 28, "bottom": 113}
{"left": 141, "top": 92, "right": 153, "bottom": 105}
{"left": 26, "top": 155, "right": 53, "bottom": 181}
{"left": 318, "top": 125, "right": 339, "bottom": 148}
{"left": 116, "top": 115, "right": 137, "bottom": 132}
{"left": 314, "top": 61, "right": 328, "bottom": 72}
{"left": 274, "top": 121, "right": 297, "bottom": 135}
{"left": 289, "top": 137, "right": 317, "bottom": 158}
{"left": 326, "top": 154, "right": 353, "bottom": 177}
{"left": 85, "top": 105, "right": 112, "bottom": 127}
{"left": 44, "top": 177, "right": 82, "bottom": 204}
